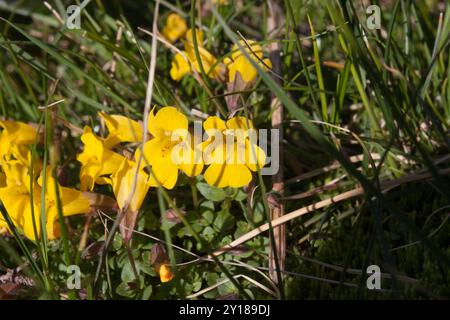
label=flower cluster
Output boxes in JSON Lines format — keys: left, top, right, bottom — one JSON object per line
{"left": 75, "top": 107, "right": 266, "bottom": 283}
{"left": 73, "top": 106, "right": 266, "bottom": 282}
{"left": 164, "top": 13, "right": 272, "bottom": 85}
{"left": 0, "top": 12, "right": 271, "bottom": 286}
{"left": 77, "top": 107, "right": 266, "bottom": 208}
{"left": 0, "top": 120, "right": 89, "bottom": 240}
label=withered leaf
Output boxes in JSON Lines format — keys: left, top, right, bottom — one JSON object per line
{"left": 225, "top": 71, "right": 247, "bottom": 115}
{"left": 150, "top": 243, "right": 169, "bottom": 268}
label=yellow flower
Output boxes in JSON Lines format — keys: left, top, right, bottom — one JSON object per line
{"left": 170, "top": 52, "right": 191, "bottom": 81}
{"left": 162, "top": 13, "right": 187, "bottom": 43}
{"left": 185, "top": 28, "right": 204, "bottom": 45}
{"left": 170, "top": 28, "right": 225, "bottom": 81}
{"left": 0, "top": 161, "right": 34, "bottom": 236}
{"left": 202, "top": 116, "right": 266, "bottom": 188}
{"left": 37, "top": 167, "right": 90, "bottom": 240}
{"left": 110, "top": 158, "right": 151, "bottom": 241}
{"left": 0, "top": 120, "right": 38, "bottom": 166}
{"left": 0, "top": 120, "right": 36, "bottom": 146}
{"left": 158, "top": 264, "right": 175, "bottom": 283}
{"left": 0, "top": 162, "right": 89, "bottom": 240}
{"left": 186, "top": 46, "right": 224, "bottom": 80}
{"left": 98, "top": 112, "right": 143, "bottom": 148}
{"left": 77, "top": 126, "right": 125, "bottom": 191}
{"left": 225, "top": 40, "right": 272, "bottom": 83}
{"left": 139, "top": 107, "right": 203, "bottom": 189}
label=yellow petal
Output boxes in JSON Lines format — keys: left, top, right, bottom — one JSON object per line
{"left": 95, "top": 176, "right": 112, "bottom": 185}
{"left": 0, "top": 186, "right": 29, "bottom": 227}
{"left": 204, "top": 162, "right": 252, "bottom": 188}
{"left": 231, "top": 40, "right": 263, "bottom": 60}
{"left": 226, "top": 116, "right": 254, "bottom": 131}
{"left": 77, "top": 126, "right": 125, "bottom": 191}
{"left": 245, "top": 141, "right": 266, "bottom": 172}
{"left": 185, "top": 45, "right": 224, "bottom": 79}
{"left": 142, "top": 137, "right": 179, "bottom": 188}
{"left": 204, "top": 163, "right": 228, "bottom": 188}
{"left": 173, "top": 143, "right": 204, "bottom": 177}
{"left": 0, "top": 133, "right": 8, "bottom": 160}
{"left": 111, "top": 159, "right": 134, "bottom": 210}
{"left": 263, "top": 58, "right": 272, "bottom": 70}
{"left": 149, "top": 159, "right": 179, "bottom": 190}
{"left": 101, "top": 149, "right": 126, "bottom": 176}
{"left": 228, "top": 56, "right": 258, "bottom": 83}
{"left": 99, "top": 112, "right": 143, "bottom": 147}
{"left": 203, "top": 116, "right": 226, "bottom": 131}
{"left": 142, "top": 138, "right": 170, "bottom": 166}
{"left": 37, "top": 167, "right": 89, "bottom": 240}
{"left": 37, "top": 166, "right": 57, "bottom": 202}
{"left": 0, "top": 120, "right": 37, "bottom": 145}
{"left": 162, "top": 13, "right": 187, "bottom": 43}
{"left": 159, "top": 264, "right": 175, "bottom": 283}
{"left": 170, "top": 52, "right": 191, "bottom": 81}
{"left": 9, "top": 144, "right": 40, "bottom": 170}
{"left": 111, "top": 159, "right": 151, "bottom": 213}
{"left": 20, "top": 196, "right": 41, "bottom": 241}
{"left": 226, "top": 164, "right": 253, "bottom": 188}
{"left": 147, "top": 107, "right": 188, "bottom": 138}
{"left": 45, "top": 206, "right": 60, "bottom": 240}
{"left": 79, "top": 161, "right": 102, "bottom": 191}
{"left": 2, "top": 160, "right": 31, "bottom": 189}
{"left": 185, "top": 28, "right": 204, "bottom": 46}
{"left": 59, "top": 186, "right": 90, "bottom": 217}
{"left": 110, "top": 159, "right": 151, "bottom": 242}
{"left": 227, "top": 40, "right": 271, "bottom": 83}
{"left": 77, "top": 126, "right": 104, "bottom": 164}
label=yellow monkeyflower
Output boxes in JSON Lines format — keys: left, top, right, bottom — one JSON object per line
{"left": 170, "top": 52, "right": 192, "bottom": 81}
{"left": 170, "top": 29, "right": 225, "bottom": 81}
{"left": 0, "top": 120, "right": 38, "bottom": 165}
{"left": 139, "top": 107, "right": 203, "bottom": 189}
{"left": 202, "top": 116, "right": 266, "bottom": 188}
{"left": 37, "top": 167, "right": 90, "bottom": 240}
{"left": 170, "top": 48, "right": 223, "bottom": 81}
{"left": 99, "top": 112, "right": 143, "bottom": 148}
{"left": 225, "top": 40, "right": 272, "bottom": 83}
{"left": 110, "top": 158, "right": 151, "bottom": 241}
{"left": 158, "top": 264, "right": 175, "bottom": 283}
{"left": 185, "top": 46, "right": 224, "bottom": 80}
{"left": 185, "top": 28, "right": 204, "bottom": 45}
{"left": 162, "top": 13, "right": 187, "bottom": 43}
{"left": 0, "top": 120, "right": 36, "bottom": 146}
{"left": 0, "top": 161, "right": 34, "bottom": 236}
{"left": 77, "top": 126, "right": 125, "bottom": 191}
{"left": 0, "top": 162, "right": 89, "bottom": 240}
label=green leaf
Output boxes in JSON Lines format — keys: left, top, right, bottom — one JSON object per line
{"left": 113, "top": 233, "right": 123, "bottom": 251}
{"left": 115, "top": 282, "right": 135, "bottom": 298}
{"left": 201, "top": 226, "right": 216, "bottom": 242}
{"left": 230, "top": 188, "right": 248, "bottom": 201}
{"left": 201, "top": 210, "right": 215, "bottom": 226}
{"left": 142, "top": 285, "right": 153, "bottom": 300}
{"left": 213, "top": 210, "right": 235, "bottom": 233}
{"left": 121, "top": 261, "right": 137, "bottom": 283}
{"left": 197, "top": 182, "right": 226, "bottom": 202}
